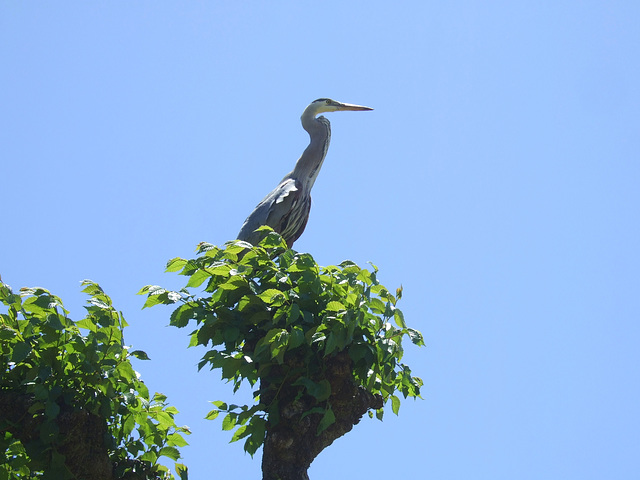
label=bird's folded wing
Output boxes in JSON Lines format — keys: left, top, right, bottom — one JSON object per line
{"left": 238, "top": 178, "right": 304, "bottom": 245}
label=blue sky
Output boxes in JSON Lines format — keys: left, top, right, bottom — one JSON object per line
{"left": 2, "top": 2, "right": 639, "bottom": 479}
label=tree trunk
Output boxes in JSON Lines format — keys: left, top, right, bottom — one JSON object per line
{"left": 261, "top": 351, "right": 383, "bottom": 480}
{"left": 0, "top": 391, "right": 113, "bottom": 479}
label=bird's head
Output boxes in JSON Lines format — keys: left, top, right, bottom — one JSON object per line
{"left": 305, "top": 98, "right": 373, "bottom": 117}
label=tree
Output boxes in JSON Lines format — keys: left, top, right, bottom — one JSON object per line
{"left": 140, "top": 229, "right": 424, "bottom": 480}
{"left": 1, "top": 229, "right": 423, "bottom": 479}
{"left": 0, "top": 280, "right": 189, "bottom": 480}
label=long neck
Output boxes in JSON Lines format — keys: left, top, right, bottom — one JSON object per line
{"left": 290, "top": 112, "right": 331, "bottom": 192}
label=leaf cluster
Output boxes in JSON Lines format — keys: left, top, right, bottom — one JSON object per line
{"left": 0, "top": 280, "right": 189, "bottom": 480}
{"left": 140, "top": 229, "right": 424, "bottom": 455}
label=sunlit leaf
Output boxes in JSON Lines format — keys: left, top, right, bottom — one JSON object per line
{"left": 166, "top": 257, "right": 188, "bottom": 273}
{"left": 186, "top": 269, "right": 210, "bottom": 288}
{"left": 326, "top": 301, "right": 346, "bottom": 312}
{"left": 222, "top": 412, "right": 237, "bottom": 431}
{"left": 230, "top": 425, "right": 249, "bottom": 443}
{"left": 205, "top": 409, "right": 220, "bottom": 420}
{"left": 390, "top": 394, "right": 400, "bottom": 415}
{"left": 159, "top": 446, "right": 181, "bottom": 461}
{"left": 257, "top": 289, "right": 286, "bottom": 305}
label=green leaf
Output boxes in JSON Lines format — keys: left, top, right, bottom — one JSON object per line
{"left": 259, "top": 231, "right": 288, "bottom": 249}
{"left": 287, "top": 253, "right": 318, "bottom": 273}
{"left": 153, "top": 392, "right": 169, "bottom": 403}
{"left": 186, "top": 269, "right": 211, "bottom": 288}
{"left": 137, "top": 284, "right": 158, "bottom": 295}
{"left": 244, "top": 417, "right": 266, "bottom": 457}
{"left": 45, "top": 313, "right": 65, "bottom": 330}
{"left": 313, "top": 380, "right": 332, "bottom": 402}
{"left": 45, "top": 401, "right": 60, "bottom": 419}
{"left": 208, "top": 261, "right": 233, "bottom": 274}
{"left": 170, "top": 302, "right": 197, "bottom": 328}
{"left": 222, "top": 412, "right": 237, "bottom": 431}
{"left": 155, "top": 465, "right": 170, "bottom": 475}
{"left": 159, "top": 446, "right": 181, "bottom": 461}
{"left": 76, "top": 317, "right": 97, "bottom": 332}
{"left": 257, "top": 289, "right": 286, "bottom": 305}
{"left": 11, "top": 342, "right": 31, "bottom": 362}
{"left": 369, "top": 297, "right": 386, "bottom": 314}
{"left": 338, "top": 260, "right": 359, "bottom": 270}
{"left": 166, "top": 257, "right": 188, "bottom": 273}
{"left": 168, "top": 433, "right": 189, "bottom": 448}
{"left": 140, "top": 450, "right": 158, "bottom": 464}
{"left": 317, "top": 407, "right": 335, "bottom": 434}
{"left": 310, "top": 329, "right": 326, "bottom": 345}
{"left": 287, "top": 326, "right": 305, "bottom": 349}
{"left": 349, "top": 342, "right": 373, "bottom": 364}
{"left": 390, "top": 394, "right": 401, "bottom": 415}
{"left": 218, "top": 276, "right": 249, "bottom": 291}
{"left": 198, "top": 241, "right": 218, "bottom": 254}
{"left": 324, "top": 326, "right": 349, "bottom": 356}
{"left": 142, "top": 291, "right": 167, "bottom": 309}
{"left": 293, "top": 378, "right": 331, "bottom": 402}
{"left": 300, "top": 406, "right": 325, "bottom": 419}
{"left": 129, "top": 350, "right": 150, "bottom": 360}
{"left": 224, "top": 326, "right": 240, "bottom": 344}
{"left": 393, "top": 308, "right": 407, "bottom": 328}
{"left": 230, "top": 425, "right": 249, "bottom": 443}
{"left": 326, "top": 301, "right": 346, "bottom": 312}
{"left": 286, "top": 303, "right": 300, "bottom": 324}
{"left": 175, "top": 463, "right": 189, "bottom": 480}
{"left": 407, "top": 328, "right": 425, "bottom": 346}
{"left": 205, "top": 409, "right": 220, "bottom": 420}
{"left": 356, "top": 268, "right": 372, "bottom": 285}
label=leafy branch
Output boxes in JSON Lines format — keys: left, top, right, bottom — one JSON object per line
{"left": 140, "top": 229, "right": 424, "bottom": 460}
{"left": 0, "top": 280, "right": 189, "bottom": 480}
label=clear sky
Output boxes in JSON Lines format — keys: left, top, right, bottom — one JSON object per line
{"left": 2, "top": 2, "right": 639, "bottom": 479}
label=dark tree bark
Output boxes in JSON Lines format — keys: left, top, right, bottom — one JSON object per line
{"left": 260, "top": 351, "right": 383, "bottom": 480}
{"left": 0, "top": 390, "right": 113, "bottom": 479}
{"left": 0, "top": 391, "right": 160, "bottom": 480}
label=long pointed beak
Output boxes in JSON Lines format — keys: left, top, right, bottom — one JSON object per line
{"left": 335, "top": 102, "right": 373, "bottom": 112}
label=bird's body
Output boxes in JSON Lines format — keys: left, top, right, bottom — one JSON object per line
{"left": 237, "top": 98, "right": 372, "bottom": 248}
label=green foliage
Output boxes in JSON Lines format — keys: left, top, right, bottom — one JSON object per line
{"left": 0, "top": 280, "right": 189, "bottom": 479}
{"left": 140, "top": 230, "right": 424, "bottom": 456}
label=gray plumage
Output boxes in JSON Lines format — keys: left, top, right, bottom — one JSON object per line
{"left": 237, "top": 98, "right": 372, "bottom": 248}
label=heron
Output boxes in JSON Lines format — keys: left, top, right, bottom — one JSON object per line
{"left": 237, "top": 98, "right": 373, "bottom": 248}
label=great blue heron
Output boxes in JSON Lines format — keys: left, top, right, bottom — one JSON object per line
{"left": 237, "top": 98, "right": 373, "bottom": 248}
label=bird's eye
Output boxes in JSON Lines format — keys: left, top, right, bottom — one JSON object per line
{"left": 325, "top": 99, "right": 331, "bottom": 105}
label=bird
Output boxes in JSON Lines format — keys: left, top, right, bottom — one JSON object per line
{"left": 237, "top": 98, "right": 373, "bottom": 248}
